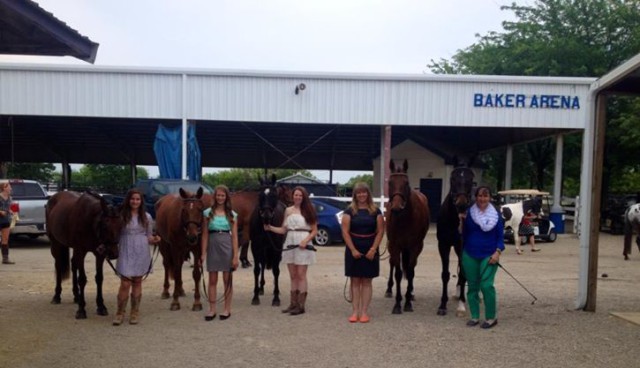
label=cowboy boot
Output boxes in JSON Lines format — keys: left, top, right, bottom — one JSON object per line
{"left": 290, "top": 292, "right": 307, "bottom": 315}
{"left": 1, "top": 244, "right": 14, "bottom": 264}
{"left": 129, "top": 294, "right": 141, "bottom": 325}
{"left": 282, "top": 290, "right": 299, "bottom": 313}
{"left": 112, "top": 294, "right": 128, "bottom": 326}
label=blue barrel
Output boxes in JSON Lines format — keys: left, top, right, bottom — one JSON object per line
{"left": 549, "top": 212, "right": 564, "bottom": 234}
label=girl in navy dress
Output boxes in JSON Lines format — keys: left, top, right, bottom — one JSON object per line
{"left": 341, "top": 182, "right": 384, "bottom": 323}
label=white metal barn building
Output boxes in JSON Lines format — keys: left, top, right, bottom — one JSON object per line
{"left": 1, "top": 57, "right": 639, "bottom": 312}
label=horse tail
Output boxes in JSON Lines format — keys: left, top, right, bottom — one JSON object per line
{"left": 57, "top": 246, "right": 71, "bottom": 281}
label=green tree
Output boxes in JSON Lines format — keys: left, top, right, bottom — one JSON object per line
{"left": 429, "top": 0, "right": 640, "bottom": 194}
{"left": 202, "top": 168, "right": 317, "bottom": 191}
{"left": 72, "top": 165, "right": 148, "bottom": 193}
{"left": 343, "top": 174, "right": 374, "bottom": 190}
{"left": 4, "top": 162, "right": 56, "bottom": 183}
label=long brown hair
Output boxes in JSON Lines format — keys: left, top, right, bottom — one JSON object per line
{"left": 121, "top": 188, "right": 148, "bottom": 228}
{"left": 349, "top": 182, "right": 377, "bottom": 215}
{"left": 293, "top": 186, "right": 317, "bottom": 225}
{"left": 209, "top": 185, "right": 234, "bottom": 225}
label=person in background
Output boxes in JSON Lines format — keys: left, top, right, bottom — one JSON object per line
{"left": 113, "top": 188, "right": 161, "bottom": 326}
{"left": 460, "top": 186, "right": 504, "bottom": 329}
{"left": 0, "top": 182, "right": 15, "bottom": 264}
{"left": 517, "top": 209, "right": 541, "bottom": 254}
{"left": 265, "top": 186, "right": 318, "bottom": 316}
{"left": 341, "top": 182, "right": 384, "bottom": 323}
{"left": 201, "top": 185, "right": 239, "bottom": 321}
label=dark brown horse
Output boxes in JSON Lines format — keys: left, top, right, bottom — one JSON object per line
{"left": 232, "top": 184, "right": 291, "bottom": 268}
{"left": 249, "top": 175, "right": 286, "bottom": 306}
{"left": 47, "top": 191, "right": 124, "bottom": 319}
{"left": 155, "top": 187, "right": 206, "bottom": 311}
{"left": 386, "top": 160, "right": 430, "bottom": 314}
{"left": 436, "top": 165, "right": 474, "bottom": 316}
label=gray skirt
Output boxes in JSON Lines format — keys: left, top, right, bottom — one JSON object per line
{"left": 206, "top": 232, "right": 233, "bottom": 272}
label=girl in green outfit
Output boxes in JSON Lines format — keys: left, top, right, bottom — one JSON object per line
{"left": 460, "top": 186, "right": 504, "bottom": 329}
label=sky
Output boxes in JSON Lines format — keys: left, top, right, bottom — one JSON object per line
{"left": 6, "top": 0, "right": 514, "bottom": 183}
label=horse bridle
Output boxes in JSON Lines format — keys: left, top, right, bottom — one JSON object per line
{"left": 388, "top": 172, "right": 410, "bottom": 207}
{"left": 181, "top": 197, "right": 204, "bottom": 233}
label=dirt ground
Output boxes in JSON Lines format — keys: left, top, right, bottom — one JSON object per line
{"left": 0, "top": 231, "right": 639, "bottom": 368}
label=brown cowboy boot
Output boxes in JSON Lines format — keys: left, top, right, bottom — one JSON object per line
{"left": 282, "top": 290, "right": 299, "bottom": 313}
{"left": 129, "top": 294, "right": 141, "bottom": 325}
{"left": 1, "top": 244, "right": 14, "bottom": 264}
{"left": 290, "top": 292, "right": 307, "bottom": 315}
{"left": 112, "top": 294, "right": 128, "bottom": 326}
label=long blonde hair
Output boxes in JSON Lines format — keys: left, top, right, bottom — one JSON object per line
{"left": 349, "top": 182, "right": 377, "bottom": 215}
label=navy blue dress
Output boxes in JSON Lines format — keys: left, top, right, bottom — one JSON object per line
{"left": 344, "top": 208, "right": 382, "bottom": 278}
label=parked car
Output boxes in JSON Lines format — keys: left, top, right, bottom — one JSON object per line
{"left": 498, "top": 189, "right": 557, "bottom": 244}
{"left": 310, "top": 197, "right": 348, "bottom": 246}
{"left": 0, "top": 179, "right": 49, "bottom": 239}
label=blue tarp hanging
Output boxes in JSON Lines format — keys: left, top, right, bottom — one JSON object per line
{"left": 153, "top": 124, "right": 201, "bottom": 180}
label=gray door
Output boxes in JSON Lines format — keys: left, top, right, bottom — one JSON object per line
{"left": 420, "top": 179, "right": 442, "bottom": 223}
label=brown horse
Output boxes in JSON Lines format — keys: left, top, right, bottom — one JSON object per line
{"left": 386, "top": 159, "right": 430, "bottom": 314}
{"left": 155, "top": 187, "right": 206, "bottom": 311}
{"left": 232, "top": 184, "right": 291, "bottom": 268}
{"left": 47, "top": 191, "right": 125, "bottom": 319}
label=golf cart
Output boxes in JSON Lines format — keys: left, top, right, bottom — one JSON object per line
{"left": 497, "top": 189, "right": 557, "bottom": 244}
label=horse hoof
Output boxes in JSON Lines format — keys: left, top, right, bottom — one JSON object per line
{"left": 251, "top": 298, "right": 260, "bottom": 306}
{"left": 97, "top": 307, "right": 109, "bottom": 316}
{"left": 75, "top": 311, "right": 87, "bottom": 319}
{"left": 455, "top": 310, "right": 466, "bottom": 318}
{"left": 161, "top": 292, "right": 170, "bottom": 299}
{"left": 272, "top": 300, "right": 281, "bottom": 307}
{"left": 437, "top": 309, "right": 447, "bottom": 316}
{"left": 384, "top": 291, "right": 392, "bottom": 298}
{"left": 404, "top": 304, "right": 414, "bottom": 312}
{"left": 170, "top": 303, "right": 181, "bottom": 311}
{"left": 192, "top": 304, "right": 203, "bottom": 311}
{"left": 241, "top": 260, "right": 252, "bottom": 268}
{"left": 392, "top": 306, "right": 402, "bottom": 315}
{"left": 50, "top": 297, "right": 61, "bottom": 305}
{"left": 624, "top": 255, "right": 629, "bottom": 260}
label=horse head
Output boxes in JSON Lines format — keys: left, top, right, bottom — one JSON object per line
{"left": 96, "top": 197, "right": 125, "bottom": 260}
{"left": 179, "top": 187, "right": 205, "bottom": 246}
{"left": 277, "top": 184, "right": 293, "bottom": 206}
{"left": 388, "top": 159, "right": 411, "bottom": 213}
{"left": 450, "top": 166, "right": 475, "bottom": 214}
{"left": 258, "top": 174, "right": 279, "bottom": 225}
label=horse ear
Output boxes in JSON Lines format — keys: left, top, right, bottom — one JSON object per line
{"left": 179, "top": 188, "right": 187, "bottom": 198}
{"left": 196, "top": 186, "right": 203, "bottom": 199}
{"left": 99, "top": 197, "right": 109, "bottom": 212}
{"left": 403, "top": 159, "right": 409, "bottom": 173}
{"left": 270, "top": 174, "right": 277, "bottom": 186}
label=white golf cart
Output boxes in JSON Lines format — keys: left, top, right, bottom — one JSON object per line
{"left": 497, "top": 189, "right": 557, "bottom": 244}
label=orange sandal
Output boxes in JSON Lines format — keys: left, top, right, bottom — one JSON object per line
{"left": 359, "top": 315, "right": 370, "bottom": 323}
{"left": 348, "top": 314, "right": 358, "bottom": 323}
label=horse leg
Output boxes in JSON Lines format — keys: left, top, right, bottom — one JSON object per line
{"left": 404, "top": 261, "right": 415, "bottom": 313}
{"left": 437, "top": 241, "right": 450, "bottom": 316}
{"left": 170, "top": 257, "right": 182, "bottom": 311}
{"left": 392, "top": 263, "right": 403, "bottom": 314}
{"left": 191, "top": 250, "right": 203, "bottom": 311}
{"left": 259, "top": 265, "right": 266, "bottom": 296}
{"left": 240, "top": 238, "right": 252, "bottom": 268}
{"left": 161, "top": 248, "right": 171, "bottom": 299}
{"left": 73, "top": 254, "right": 88, "bottom": 319}
{"left": 50, "top": 244, "right": 68, "bottom": 304}
{"left": 272, "top": 263, "right": 281, "bottom": 306}
{"left": 71, "top": 260, "right": 80, "bottom": 304}
{"left": 94, "top": 256, "right": 108, "bottom": 316}
{"left": 252, "top": 262, "right": 261, "bottom": 305}
{"left": 385, "top": 264, "right": 394, "bottom": 298}
{"left": 453, "top": 240, "right": 467, "bottom": 318}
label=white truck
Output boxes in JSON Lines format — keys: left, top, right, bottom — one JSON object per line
{"left": 1, "top": 179, "right": 49, "bottom": 239}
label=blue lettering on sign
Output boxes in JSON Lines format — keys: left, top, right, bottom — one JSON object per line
{"left": 473, "top": 93, "right": 580, "bottom": 109}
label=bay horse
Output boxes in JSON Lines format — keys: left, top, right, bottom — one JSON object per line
{"left": 436, "top": 166, "right": 474, "bottom": 316}
{"left": 249, "top": 174, "right": 286, "bottom": 306}
{"left": 47, "top": 191, "right": 124, "bottom": 319}
{"left": 155, "top": 187, "right": 206, "bottom": 311}
{"left": 386, "top": 160, "right": 430, "bottom": 314}
{"left": 623, "top": 203, "right": 640, "bottom": 260}
{"left": 232, "top": 184, "right": 291, "bottom": 268}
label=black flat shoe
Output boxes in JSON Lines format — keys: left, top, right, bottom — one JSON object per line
{"left": 481, "top": 319, "right": 498, "bottom": 329}
{"left": 466, "top": 319, "right": 480, "bottom": 327}
{"left": 204, "top": 314, "right": 217, "bottom": 321}
{"left": 219, "top": 314, "right": 231, "bottom": 321}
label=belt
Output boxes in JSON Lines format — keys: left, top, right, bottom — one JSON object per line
{"left": 349, "top": 232, "right": 376, "bottom": 239}
{"left": 211, "top": 230, "right": 230, "bottom": 233}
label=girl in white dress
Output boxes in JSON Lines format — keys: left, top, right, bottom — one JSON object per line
{"left": 265, "top": 186, "right": 317, "bottom": 315}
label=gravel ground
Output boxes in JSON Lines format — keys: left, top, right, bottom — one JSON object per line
{"left": 0, "top": 231, "right": 639, "bottom": 368}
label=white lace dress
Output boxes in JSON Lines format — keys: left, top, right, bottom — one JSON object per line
{"left": 280, "top": 213, "right": 316, "bottom": 265}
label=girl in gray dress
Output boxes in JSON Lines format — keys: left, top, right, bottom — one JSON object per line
{"left": 200, "top": 185, "right": 239, "bottom": 321}
{"left": 113, "top": 188, "right": 161, "bottom": 326}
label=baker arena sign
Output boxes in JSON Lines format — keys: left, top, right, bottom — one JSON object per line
{"left": 473, "top": 93, "right": 581, "bottom": 109}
